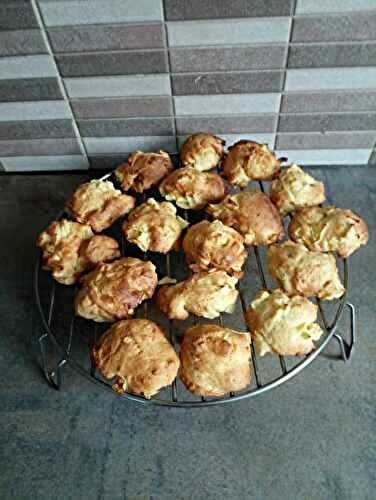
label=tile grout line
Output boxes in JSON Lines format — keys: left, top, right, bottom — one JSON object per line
{"left": 30, "top": 0, "right": 90, "bottom": 167}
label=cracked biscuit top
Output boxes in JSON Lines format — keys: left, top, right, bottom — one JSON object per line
{"left": 180, "top": 133, "right": 225, "bottom": 171}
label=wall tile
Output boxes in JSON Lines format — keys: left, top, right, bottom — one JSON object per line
{"left": 170, "top": 46, "right": 286, "bottom": 73}
{"left": 178, "top": 133, "right": 276, "bottom": 149}
{"left": 0, "top": 101, "right": 72, "bottom": 121}
{"left": 292, "top": 13, "right": 376, "bottom": 42}
{"left": 1, "top": 155, "right": 89, "bottom": 171}
{"left": 48, "top": 24, "right": 165, "bottom": 53}
{"left": 38, "top": 0, "right": 163, "bottom": 27}
{"left": 281, "top": 92, "right": 376, "bottom": 113}
{"left": 278, "top": 113, "right": 376, "bottom": 132}
{"left": 77, "top": 118, "right": 174, "bottom": 137}
{"left": 0, "top": 2, "right": 39, "bottom": 30}
{"left": 65, "top": 75, "right": 171, "bottom": 99}
{"left": 0, "top": 120, "right": 76, "bottom": 140}
{"left": 274, "top": 148, "right": 372, "bottom": 165}
{"left": 0, "top": 55, "right": 57, "bottom": 80}
{"left": 84, "top": 136, "right": 177, "bottom": 154}
{"left": 56, "top": 51, "right": 168, "bottom": 77}
{"left": 89, "top": 156, "right": 127, "bottom": 169}
{"left": 167, "top": 18, "right": 291, "bottom": 47}
{"left": 285, "top": 68, "right": 376, "bottom": 91}
{"left": 0, "top": 78, "right": 63, "bottom": 102}
{"left": 296, "top": 0, "right": 376, "bottom": 14}
{"left": 0, "top": 30, "right": 47, "bottom": 56}
{"left": 276, "top": 132, "right": 376, "bottom": 150}
{"left": 174, "top": 94, "right": 281, "bottom": 115}
{"left": 0, "top": 138, "right": 81, "bottom": 156}
{"left": 172, "top": 71, "right": 284, "bottom": 95}
{"left": 288, "top": 43, "right": 376, "bottom": 69}
{"left": 71, "top": 97, "right": 172, "bottom": 119}
{"left": 368, "top": 148, "right": 376, "bottom": 164}
{"left": 164, "top": 0, "right": 293, "bottom": 20}
{"left": 176, "top": 115, "right": 277, "bottom": 135}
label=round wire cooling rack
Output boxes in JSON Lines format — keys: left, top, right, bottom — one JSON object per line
{"left": 34, "top": 172, "right": 356, "bottom": 408}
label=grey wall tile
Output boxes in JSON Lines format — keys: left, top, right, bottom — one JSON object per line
{"left": 296, "top": 0, "right": 376, "bottom": 14}
{"left": 172, "top": 71, "right": 284, "bottom": 95}
{"left": 0, "top": 55, "right": 57, "bottom": 80}
{"left": 288, "top": 43, "right": 376, "bottom": 69}
{"left": 178, "top": 133, "right": 276, "bottom": 149}
{"left": 56, "top": 51, "right": 168, "bottom": 77}
{"left": 285, "top": 68, "right": 376, "bottom": 91}
{"left": 274, "top": 148, "right": 372, "bottom": 165}
{"left": 292, "top": 13, "right": 376, "bottom": 42}
{"left": 0, "top": 161, "right": 4, "bottom": 171}
{"left": 84, "top": 136, "right": 177, "bottom": 154}
{"left": 0, "top": 78, "right": 63, "bottom": 102}
{"left": 164, "top": 0, "right": 293, "bottom": 20}
{"left": 65, "top": 75, "right": 171, "bottom": 98}
{"left": 77, "top": 118, "right": 174, "bottom": 137}
{"left": 170, "top": 45, "right": 286, "bottom": 73}
{"left": 48, "top": 24, "right": 165, "bottom": 53}
{"left": 1, "top": 155, "right": 89, "bottom": 171}
{"left": 281, "top": 92, "right": 376, "bottom": 113}
{"left": 167, "top": 18, "right": 291, "bottom": 46}
{"left": 0, "top": 30, "right": 47, "bottom": 56}
{"left": 176, "top": 115, "right": 277, "bottom": 135}
{"left": 0, "top": 101, "right": 71, "bottom": 121}
{"left": 0, "top": 120, "right": 76, "bottom": 140}
{"left": 278, "top": 113, "right": 376, "bottom": 133}
{"left": 38, "top": 0, "right": 163, "bottom": 27}
{"left": 0, "top": 138, "right": 81, "bottom": 156}
{"left": 174, "top": 94, "right": 281, "bottom": 115}
{"left": 89, "top": 156, "right": 128, "bottom": 170}
{"left": 0, "top": 2, "right": 38, "bottom": 30}
{"left": 71, "top": 97, "right": 172, "bottom": 119}
{"left": 276, "top": 132, "right": 376, "bottom": 150}
{"left": 369, "top": 148, "right": 376, "bottom": 164}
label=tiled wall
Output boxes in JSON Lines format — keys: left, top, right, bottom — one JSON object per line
{"left": 1, "top": 0, "right": 376, "bottom": 171}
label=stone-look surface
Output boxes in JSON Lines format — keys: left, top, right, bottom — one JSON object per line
{"left": 0, "top": 166, "right": 375, "bottom": 499}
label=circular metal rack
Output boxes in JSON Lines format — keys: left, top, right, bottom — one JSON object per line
{"left": 34, "top": 172, "right": 356, "bottom": 408}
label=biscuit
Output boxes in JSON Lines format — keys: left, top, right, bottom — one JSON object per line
{"left": 67, "top": 179, "right": 135, "bottom": 232}
{"left": 93, "top": 319, "right": 179, "bottom": 399}
{"left": 246, "top": 289, "right": 323, "bottom": 357}
{"left": 180, "top": 324, "right": 251, "bottom": 397}
{"left": 180, "top": 133, "right": 225, "bottom": 171}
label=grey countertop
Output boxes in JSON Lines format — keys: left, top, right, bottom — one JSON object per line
{"left": 0, "top": 166, "right": 375, "bottom": 500}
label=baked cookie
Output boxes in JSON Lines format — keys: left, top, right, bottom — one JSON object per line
{"left": 156, "top": 270, "right": 238, "bottom": 320}
{"left": 183, "top": 220, "right": 247, "bottom": 277}
{"left": 67, "top": 179, "right": 135, "bottom": 232}
{"left": 180, "top": 324, "right": 251, "bottom": 397}
{"left": 37, "top": 219, "right": 120, "bottom": 285}
{"left": 75, "top": 257, "right": 157, "bottom": 322}
{"left": 93, "top": 319, "right": 179, "bottom": 399}
{"left": 289, "top": 206, "right": 368, "bottom": 258}
{"left": 159, "top": 167, "right": 226, "bottom": 210}
{"left": 267, "top": 241, "right": 345, "bottom": 300}
{"left": 115, "top": 150, "right": 173, "bottom": 193}
{"left": 180, "top": 133, "right": 225, "bottom": 171}
{"left": 123, "top": 198, "right": 188, "bottom": 253}
{"left": 246, "top": 289, "right": 323, "bottom": 357}
{"left": 270, "top": 164, "right": 325, "bottom": 215}
{"left": 222, "top": 140, "right": 283, "bottom": 188}
{"left": 206, "top": 190, "right": 284, "bottom": 246}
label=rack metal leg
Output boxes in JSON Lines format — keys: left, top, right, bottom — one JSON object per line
{"left": 37, "top": 332, "right": 67, "bottom": 390}
{"left": 333, "top": 303, "right": 356, "bottom": 362}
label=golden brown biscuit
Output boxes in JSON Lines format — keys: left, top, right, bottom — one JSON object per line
{"left": 183, "top": 220, "right": 247, "bottom": 277}
{"left": 246, "top": 289, "right": 323, "bottom": 357}
{"left": 270, "top": 164, "right": 325, "bottom": 215}
{"left": 267, "top": 241, "right": 345, "bottom": 300}
{"left": 156, "top": 270, "right": 238, "bottom": 320}
{"left": 67, "top": 179, "right": 135, "bottom": 232}
{"left": 75, "top": 257, "right": 157, "bottom": 322}
{"left": 222, "top": 140, "right": 282, "bottom": 187}
{"left": 180, "top": 324, "right": 251, "bottom": 397}
{"left": 37, "top": 219, "right": 120, "bottom": 285}
{"left": 123, "top": 198, "right": 188, "bottom": 253}
{"left": 159, "top": 166, "right": 226, "bottom": 210}
{"left": 115, "top": 150, "right": 173, "bottom": 193}
{"left": 289, "top": 206, "right": 368, "bottom": 258}
{"left": 180, "top": 133, "right": 225, "bottom": 171}
{"left": 93, "top": 319, "right": 179, "bottom": 399}
{"left": 206, "top": 190, "right": 284, "bottom": 246}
